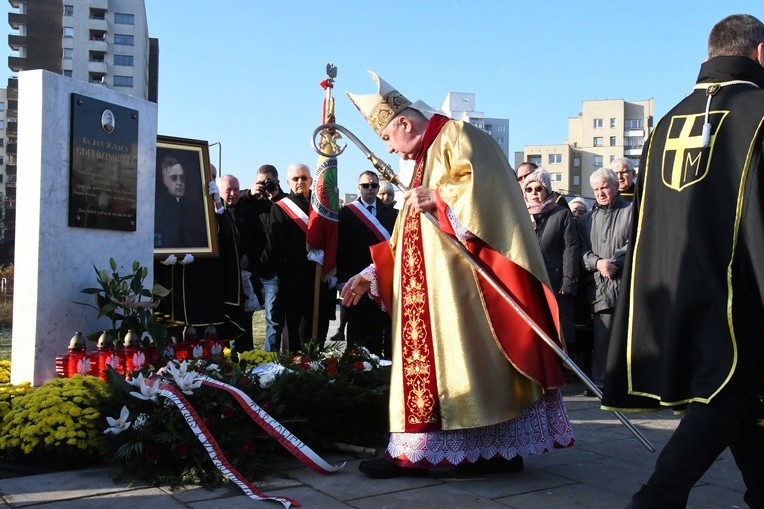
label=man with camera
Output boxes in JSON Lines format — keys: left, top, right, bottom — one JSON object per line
{"left": 239, "top": 164, "right": 286, "bottom": 352}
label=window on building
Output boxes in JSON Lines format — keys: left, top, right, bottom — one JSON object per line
{"left": 593, "top": 155, "right": 603, "bottom": 167}
{"left": 64, "top": 70, "right": 73, "bottom": 77}
{"left": 550, "top": 173, "right": 563, "bottom": 182}
{"left": 114, "top": 54, "right": 134, "bottom": 66}
{"left": 497, "top": 136, "right": 505, "bottom": 144}
{"left": 114, "top": 13, "right": 135, "bottom": 25}
{"left": 610, "top": 136, "right": 616, "bottom": 146}
{"left": 593, "top": 137, "right": 604, "bottom": 147}
{"left": 64, "top": 5, "right": 73, "bottom": 16}
{"left": 625, "top": 119, "right": 643, "bottom": 129}
{"left": 496, "top": 125, "right": 506, "bottom": 132}
{"left": 529, "top": 156, "right": 542, "bottom": 166}
{"left": 573, "top": 157, "right": 580, "bottom": 167}
{"left": 610, "top": 155, "right": 616, "bottom": 163}
{"left": 610, "top": 118, "right": 616, "bottom": 128}
{"left": 548, "top": 154, "right": 562, "bottom": 164}
{"left": 63, "top": 27, "right": 74, "bottom": 38}
{"left": 114, "top": 34, "right": 134, "bottom": 46}
{"left": 63, "top": 48, "right": 73, "bottom": 59}
{"left": 573, "top": 175, "right": 580, "bottom": 186}
{"left": 113, "top": 75, "right": 134, "bottom": 87}
{"left": 593, "top": 118, "right": 603, "bottom": 129}
{"left": 0, "top": 103, "right": 4, "bottom": 112}
{"left": 0, "top": 121, "right": 4, "bottom": 130}
{"left": 89, "top": 8, "right": 105, "bottom": 20}
{"left": 0, "top": 139, "right": 4, "bottom": 147}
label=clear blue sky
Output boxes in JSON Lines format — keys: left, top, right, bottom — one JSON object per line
{"left": 4, "top": 1, "right": 763, "bottom": 195}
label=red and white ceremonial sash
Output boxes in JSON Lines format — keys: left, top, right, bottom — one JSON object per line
{"left": 145, "top": 376, "right": 344, "bottom": 508}
{"left": 347, "top": 201, "right": 391, "bottom": 242}
{"left": 276, "top": 198, "right": 309, "bottom": 234}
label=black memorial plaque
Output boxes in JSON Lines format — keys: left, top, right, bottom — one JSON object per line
{"left": 69, "top": 94, "right": 139, "bottom": 231}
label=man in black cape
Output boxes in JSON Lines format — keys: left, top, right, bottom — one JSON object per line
{"left": 602, "top": 14, "right": 764, "bottom": 508}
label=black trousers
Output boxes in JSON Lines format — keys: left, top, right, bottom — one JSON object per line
{"left": 346, "top": 296, "right": 390, "bottom": 359}
{"left": 629, "top": 336, "right": 764, "bottom": 508}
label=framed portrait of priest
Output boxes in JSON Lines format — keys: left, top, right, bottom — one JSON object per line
{"left": 154, "top": 136, "right": 219, "bottom": 259}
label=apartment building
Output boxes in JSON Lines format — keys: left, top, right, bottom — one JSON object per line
{"left": 516, "top": 98, "right": 654, "bottom": 198}
{"left": 2, "top": 0, "right": 158, "bottom": 263}
{"left": 440, "top": 92, "right": 510, "bottom": 159}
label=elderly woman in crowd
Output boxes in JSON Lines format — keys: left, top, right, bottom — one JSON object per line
{"left": 377, "top": 180, "right": 397, "bottom": 208}
{"left": 522, "top": 168, "right": 579, "bottom": 350}
{"left": 568, "top": 197, "right": 588, "bottom": 224}
{"left": 577, "top": 167, "right": 632, "bottom": 393}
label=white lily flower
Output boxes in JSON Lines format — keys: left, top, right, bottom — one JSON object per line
{"left": 104, "top": 406, "right": 132, "bottom": 434}
{"left": 166, "top": 360, "right": 189, "bottom": 379}
{"left": 205, "top": 363, "right": 220, "bottom": 373}
{"left": 307, "top": 361, "right": 322, "bottom": 372}
{"left": 174, "top": 371, "right": 202, "bottom": 395}
{"left": 363, "top": 361, "right": 373, "bottom": 372}
{"left": 130, "top": 374, "right": 161, "bottom": 402}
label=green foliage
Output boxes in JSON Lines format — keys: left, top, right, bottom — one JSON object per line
{"left": 74, "top": 258, "right": 170, "bottom": 350}
{"left": 0, "top": 375, "right": 110, "bottom": 464}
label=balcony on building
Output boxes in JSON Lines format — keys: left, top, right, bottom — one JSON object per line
{"left": 5, "top": 143, "right": 16, "bottom": 155}
{"left": 88, "top": 29, "right": 108, "bottom": 51}
{"left": 88, "top": 50, "right": 107, "bottom": 74}
{"left": 7, "top": 77, "right": 17, "bottom": 93}
{"left": 624, "top": 148, "right": 643, "bottom": 157}
{"left": 5, "top": 122, "right": 16, "bottom": 135}
{"left": 8, "top": 56, "right": 26, "bottom": 73}
{"left": 88, "top": 9, "right": 107, "bottom": 31}
{"left": 7, "top": 12, "right": 25, "bottom": 30}
{"left": 5, "top": 176, "right": 15, "bottom": 188}
{"left": 89, "top": 72, "right": 106, "bottom": 85}
{"left": 89, "top": 0, "right": 108, "bottom": 9}
{"left": 4, "top": 165, "right": 15, "bottom": 177}
{"left": 8, "top": 33, "right": 24, "bottom": 51}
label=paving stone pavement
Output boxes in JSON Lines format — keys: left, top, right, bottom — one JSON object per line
{"left": 0, "top": 380, "right": 749, "bottom": 509}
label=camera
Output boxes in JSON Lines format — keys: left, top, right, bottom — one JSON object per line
{"left": 262, "top": 178, "right": 277, "bottom": 193}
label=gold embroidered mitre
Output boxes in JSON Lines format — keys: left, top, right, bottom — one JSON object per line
{"left": 347, "top": 71, "right": 412, "bottom": 135}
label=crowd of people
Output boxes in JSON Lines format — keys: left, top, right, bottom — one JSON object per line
{"left": 151, "top": 13, "right": 763, "bottom": 508}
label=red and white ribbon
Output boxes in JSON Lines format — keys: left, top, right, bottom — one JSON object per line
{"left": 144, "top": 375, "right": 344, "bottom": 507}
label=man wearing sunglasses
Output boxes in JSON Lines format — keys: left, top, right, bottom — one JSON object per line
{"left": 336, "top": 171, "right": 397, "bottom": 357}
{"left": 269, "top": 163, "right": 335, "bottom": 350}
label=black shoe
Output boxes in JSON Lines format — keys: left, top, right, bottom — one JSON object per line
{"left": 455, "top": 456, "right": 524, "bottom": 474}
{"left": 329, "top": 331, "right": 345, "bottom": 342}
{"left": 358, "top": 459, "right": 428, "bottom": 479}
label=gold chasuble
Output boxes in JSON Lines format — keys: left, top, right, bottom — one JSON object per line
{"left": 383, "top": 118, "right": 564, "bottom": 433}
